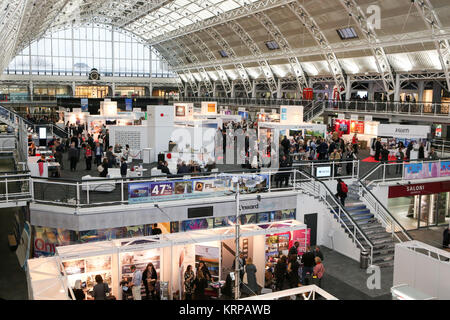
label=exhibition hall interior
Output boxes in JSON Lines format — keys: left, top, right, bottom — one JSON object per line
{"left": 0, "top": 0, "right": 449, "bottom": 302}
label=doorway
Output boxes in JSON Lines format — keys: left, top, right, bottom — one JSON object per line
{"left": 304, "top": 213, "right": 317, "bottom": 247}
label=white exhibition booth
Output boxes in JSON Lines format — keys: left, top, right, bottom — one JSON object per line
{"left": 393, "top": 241, "right": 450, "bottom": 300}
{"left": 376, "top": 124, "right": 431, "bottom": 159}
{"left": 27, "top": 220, "right": 307, "bottom": 300}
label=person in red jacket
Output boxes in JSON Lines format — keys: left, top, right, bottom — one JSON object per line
{"left": 336, "top": 178, "right": 348, "bottom": 207}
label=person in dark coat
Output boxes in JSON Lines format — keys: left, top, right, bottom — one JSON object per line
{"left": 177, "top": 161, "right": 190, "bottom": 175}
{"left": 120, "top": 157, "right": 127, "bottom": 177}
{"left": 243, "top": 257, "right": 259, "bottom": 295}
{"left": 274, "top": 255, "right": 287, "bottom": 291}
{"left": 287, "top": 254, "right": 300, "bottom": 288}
{"left": 374, "top": 138, "right": 382, "bottom": 161}
{"left": 68, "top": 142, "right": 79, "bottom": 172}
{"left": 418, "top": 143, "right": 425, "bottom": 160}
{"left": 289, "top": 241, "right": 299, "bottom": 256}
{"left": 301, "top": 246, "right": 316, "bottom": 285}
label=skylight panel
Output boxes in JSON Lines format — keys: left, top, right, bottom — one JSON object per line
{"left": 186, "top": 3, "right": 203, "bottom": 13}
{"left": 337, "top": 27, "right": 358, "bottom": 40}
{"left": 218, "top": 0, "right": 240, "bottom": 12}
{"left": 196, "top": 9, "right": 215, "bottom": 20}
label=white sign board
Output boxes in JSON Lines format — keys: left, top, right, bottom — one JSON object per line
{"left": 100, "top": 101, "right": 118, "bottom": 117}
{"left": 280, "top": 105, "right": 304, "bottom": 125}
{"left": 378, "top": 124, "right": 431, "bottom": 139}
{"left": 316, "top": 166, "right": 331, "bottom": 178}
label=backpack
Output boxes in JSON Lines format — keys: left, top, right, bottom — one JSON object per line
{"left": 341, "top": 182, "right": 348, "bottom": 193}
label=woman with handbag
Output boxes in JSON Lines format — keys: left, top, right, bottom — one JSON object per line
{"left": 184, "top": 265, "right": 195, "bottom": 300}
{"left": 142, "top": 262, "right": 158, "bottom": 300}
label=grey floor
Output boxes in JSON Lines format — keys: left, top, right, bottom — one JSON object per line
{"left": 0, "top": 158, "right": 28, "bottom": 300}
{"left": 319, "top": 247, "right": 393, "bottom": 300}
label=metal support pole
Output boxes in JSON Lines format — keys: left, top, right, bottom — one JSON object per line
{"left": 5, "top": 178, "right": 8, "bottom": 202}
{"left": 234, "top": 183, "right": 240, "bottom": 300}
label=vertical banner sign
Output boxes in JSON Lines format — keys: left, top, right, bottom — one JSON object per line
{"left": 81, "top": 98, "right": 89, "bottom": 112}
{"left": 125, "top": 98, "right": 133, "bottom": 111}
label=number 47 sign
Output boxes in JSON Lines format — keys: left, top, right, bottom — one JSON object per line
{"left": 150, "top": 182, "right": 174, "bottom": 197}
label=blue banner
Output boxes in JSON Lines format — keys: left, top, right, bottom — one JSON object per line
{"left": 125, "top": 98, "right": 133, "bottom": 111}
{"left": 81, "top": 98, "right": 89, "bottom": 112}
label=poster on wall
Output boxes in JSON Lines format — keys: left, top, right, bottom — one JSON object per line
{"left": 175, "top": 105, "right": 186, "bottom": 117}
{"left": 33, "top": 227, "right": 73, "bottom": 257}
{"left": 350, "top": 120, "right": 365, "bottom": 134}
{"left": 333, "top": 119, "right": 350, "bottom": 134}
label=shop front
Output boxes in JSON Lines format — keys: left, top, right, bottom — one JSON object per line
{"left": 388, "top": 180, "right": 450, "bottom": 230}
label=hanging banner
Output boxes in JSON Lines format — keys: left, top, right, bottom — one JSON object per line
{"left": 81, "top": 98, "right": 89, "bottom": 112}
{"left": 125, "top": 98, "right": 133, "bottom": 111}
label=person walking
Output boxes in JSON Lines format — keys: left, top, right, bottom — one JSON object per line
{"left": 184, "top": 265, "right": 195, "bottom": 300}
{"left": 301, "top": 246, "right": 315, "bottom": 285}
{"left": 244, "top": 257, "right": 258, "bottom": 296}
{"left": 94, "top": 142, "right": 103, "bottom": 166}
{"left": 129, "top": 265, "right": 142, "bottom": 300}
{"left": 336, "top": 178, "right": 348, "bottom": 207}
{"left": 142, "top": 263, "right": 158, "bottom": 300}
{"left": 85, "top": 145, "right": 93, "bottom": 171}
{"left": 68, "top": 142, "right": 79, "bottom": 172}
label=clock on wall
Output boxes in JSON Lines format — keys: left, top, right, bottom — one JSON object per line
{"left": 89, "top": 68, "right": 100, "bottom": 81}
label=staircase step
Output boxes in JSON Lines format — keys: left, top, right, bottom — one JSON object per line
{"left": 372, "top": 253, "right": 395, "bottom": 263}
{"left": 349, "top": 210, "right": 372, "bottom": 216}
{"left": 359, "top": 222, "right": 383, "bottom": 231}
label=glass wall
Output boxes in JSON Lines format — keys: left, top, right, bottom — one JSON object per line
{"left": 5, "top": 26, "right": 176, "bottom": 78}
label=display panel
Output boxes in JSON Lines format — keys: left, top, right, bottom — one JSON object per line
{"left": 316, "top": 166, "right": 331, "bottom": 178}
{"left": 39, "top": 127, "right": 47, "bottom": 139}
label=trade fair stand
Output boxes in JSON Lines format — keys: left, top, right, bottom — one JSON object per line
{"left": 27, "top": 220, "right": 307, "bottom": 300}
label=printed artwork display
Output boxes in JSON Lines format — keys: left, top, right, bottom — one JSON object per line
{"left": 128, "top": 174, "right": 269, "bottom": 204}
{"left": 404, "top": 161, "right": 450, "bottom": 180}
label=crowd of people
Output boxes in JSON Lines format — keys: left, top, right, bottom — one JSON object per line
{"left": 28, "top": 123, "right": 133, "bottom": 178}
{"left": 266, "top": 244, "right": 325, "bottom": 292}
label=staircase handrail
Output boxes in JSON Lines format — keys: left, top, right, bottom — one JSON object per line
{"left": 358, "top": 163, "right": 413, "bottom": 242}
{"left": 295, "top": 170, "right": 375, "bottom": 264}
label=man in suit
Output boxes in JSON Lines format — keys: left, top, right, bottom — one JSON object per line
{"left": 374, "top": 138, "right": 382, "bottom": 161}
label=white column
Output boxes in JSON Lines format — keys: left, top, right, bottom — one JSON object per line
{"left": 277, "top": 78, "right": 282, "bottom": 99}
{"left": 345, "top": 77, "right": 352, "bottom": 101}
{"left": 72, "top": 81, "right": 76, "bottom": 96}
{"left": 252, "top": 80, "right": 257, "bottom": 98}
{"left": 417, "top": 80, "right": 424, "bottom": 103}
{"left": 394, "top": 74, "right": 401, "bottom": 102}
{"left": 368, "top": 82, "right": 375, "bottom": 101}
{"left": 148, "top": 82, "right": 153, "bottom": 97}
{"left": 213, "top": 81, "right": 217, "bottom": 97}
{"left": 29, "top": 80, "right": 33, "bottom": 101}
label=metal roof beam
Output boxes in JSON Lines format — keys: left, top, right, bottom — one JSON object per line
{"left": 414, "top": 0, "right": 450, "bottom": 91}
{"left": 254, "top": 11, "right": 308, "bottom": 93}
